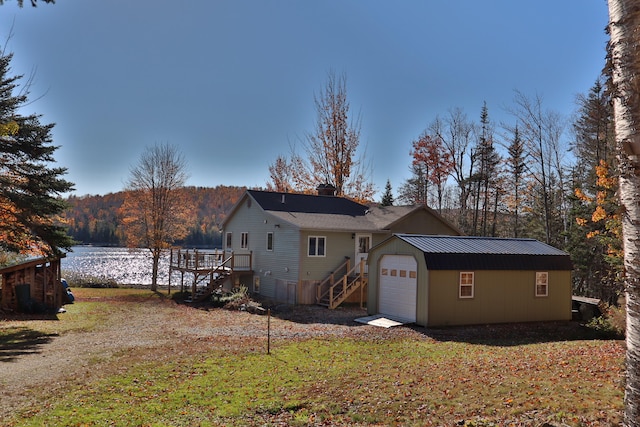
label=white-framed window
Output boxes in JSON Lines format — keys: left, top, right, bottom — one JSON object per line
{"left": 225, "top": 232, "right": 232, "bottom": 250}
{"left": 535, "top": 272, "right": 549, "bottom": 297}
{"left": 459, "top": 272, "right": 474, "bottom": 299}
{"left": 241, "top": 232, "right": 249, "bottom": 249}
{"left": 266, "top": 232, "right": 273, "bottom": 251}
{"left": 308, "top": 236, "right": 326, "bottom": 257}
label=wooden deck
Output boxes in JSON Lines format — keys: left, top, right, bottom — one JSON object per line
{"left": 168, "top": 249, "right": 252, "bottom": 297}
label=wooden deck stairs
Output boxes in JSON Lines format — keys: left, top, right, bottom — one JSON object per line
{"left": 169, "top": 249, "right": 252, "bottom": 302}
{"left": 316, "top": 258, "right": 368, "bottom": 309}
{"left": 190, "top": 267, "right": 232, "bottom": 302}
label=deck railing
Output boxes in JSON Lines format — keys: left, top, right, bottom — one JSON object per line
{"left": 169, "top": 249, "right": 252, "bottom": 273}
{"left": 316, "top": 257, "right": 367, "bottom": 308}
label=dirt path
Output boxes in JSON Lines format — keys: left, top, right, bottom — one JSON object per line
{"left": 0, "top": 292, "right": 390, "bottom": 420}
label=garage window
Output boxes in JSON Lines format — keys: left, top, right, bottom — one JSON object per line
{"left": 459, "top": 272, "right": 474, "bottom": 298}
{"left": 535, "top": 272, "right": 548, "bottom": 297}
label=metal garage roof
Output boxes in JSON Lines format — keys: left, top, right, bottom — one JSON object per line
{"left": 394, "top": 234, "right": 573, "bottom": 271}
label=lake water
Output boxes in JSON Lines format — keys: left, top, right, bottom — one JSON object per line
{"left": 62, "top": 246, "right": 173, "bottom": 286}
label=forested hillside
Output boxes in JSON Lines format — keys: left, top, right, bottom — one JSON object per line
{"left": 64, "top": 186, "right": 246, "bottom": 247}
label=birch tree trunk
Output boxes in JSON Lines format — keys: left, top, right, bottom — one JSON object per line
{"left": 607, "top": 1, "right": 640, "bottom": 424}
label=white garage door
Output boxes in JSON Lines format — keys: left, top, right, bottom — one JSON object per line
{"left": 379, "top": 255, "right": 417, "bottom": 323}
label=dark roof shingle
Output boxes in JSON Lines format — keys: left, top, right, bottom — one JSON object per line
{"left": 247, "top": 190, "right": 367, "bottom": 216}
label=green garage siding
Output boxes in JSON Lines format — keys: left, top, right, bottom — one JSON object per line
{"left": 367, "top": 234, "right": 573, "bottom": 327}
{"left": 428, "top": 270, "right": 572, "bottom": 326}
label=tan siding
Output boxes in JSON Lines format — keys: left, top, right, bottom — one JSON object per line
{"left": 299, "top": 231, "right": 356, "bottom": 281}
{"left": 388, "top": 209, "right": 461, "bottom": 235}
{"left": 368, "top": 237, "right": 572, "bottom": 327}
{"left": 428, "top": 270, "right": 572, "bottom": 326}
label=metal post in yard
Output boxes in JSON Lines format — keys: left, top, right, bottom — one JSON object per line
{"left": 267, "top": 309, "right": 271, "bottom": 355}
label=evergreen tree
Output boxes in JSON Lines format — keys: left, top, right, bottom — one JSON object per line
{"left": 380, "top": 179, "right": 394, "bottom": 206}
{"left": 506, "top": 124, "right": 526, "bottom": 237}
{"left": 572, "top": 77, "right": 615, "bottom": 188}
{"left": 567, "top": 77, "right": 620, "bottom": 301}
{"left": 470, "top": 102, "right": 501, "bottom": 235}
{"left": 0, "top": 51, "right": 74, "bottom": 256}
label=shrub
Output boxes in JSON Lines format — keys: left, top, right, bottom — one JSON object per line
{"left": 220, "top": 285, "right": 250, "bottom": 309}
{"left": 585, "top": 303, "right": 626, "bottom": 339}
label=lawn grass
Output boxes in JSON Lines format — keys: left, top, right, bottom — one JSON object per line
{"left": 3, "top": 288, "right": 626, "bottom": 426}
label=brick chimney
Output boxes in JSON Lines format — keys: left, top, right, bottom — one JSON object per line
{"left": 317, "top": 183, "right": 336, "bottom": 196}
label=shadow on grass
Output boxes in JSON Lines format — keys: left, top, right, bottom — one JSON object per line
{"left": 416, "top": 321, "right": 622, "bottom": 346}
{"left": 0, "top": 327, "right": 58, "bottom": 362}
{"left": 267, "top": 303, "right": 620, "bottom": 345}
{"left": 167, "top": 293, "right": 622, "bottom": 346}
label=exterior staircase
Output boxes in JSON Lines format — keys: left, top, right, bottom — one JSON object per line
{"left": 190, "top": 268, "right": 232, "bottom": 302}
{"left": 169, "top": 249, "right": 253, "bottom": 303}
{"left": 316, "top": 258, "right": 368, "bottom": 309}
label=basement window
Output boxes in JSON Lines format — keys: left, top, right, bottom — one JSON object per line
{"left": 459, "top": 272, "right": 474, "bottom": 299}
{"left": 536, "top": 272, "right": 549, "bottom": 297}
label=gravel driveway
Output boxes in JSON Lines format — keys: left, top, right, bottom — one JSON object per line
{"left": 0, "top": 291, "right": 419, "bottom": 421}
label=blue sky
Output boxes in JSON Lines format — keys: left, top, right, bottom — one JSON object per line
{"left": 1, "top": 1, "right": 609, "bottom": 198}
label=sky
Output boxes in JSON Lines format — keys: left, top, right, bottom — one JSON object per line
{"left": 0, "top": 1, "right": 610, "bottom": 199}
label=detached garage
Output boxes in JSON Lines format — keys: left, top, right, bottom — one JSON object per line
{"left": 367, "top": 234, "right": 573, "bottom": 327}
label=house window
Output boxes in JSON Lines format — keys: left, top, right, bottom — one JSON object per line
{"left": 459, "top": 272, "right": 474, "bottom": 298}
{"left": 225, "top": 232, "right": 232, "bottom": 249}
{"left": 241, "top": 232, "right": 249, "bottom": 249}
{"left": 536, "top": 272, "right": 549, "bottom": 297}
{"left": 266, "top": 232, "right": 273, "bottom": 251}
{"left": 308, "top": 236, "right": 326, "bottom": 257}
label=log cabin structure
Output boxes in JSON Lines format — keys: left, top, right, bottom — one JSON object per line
{"left": 0, "top": 256, "right": 66, "bottom": 313}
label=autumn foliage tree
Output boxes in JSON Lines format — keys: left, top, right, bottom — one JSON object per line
{"left": 409, "top": 131, "right": 454, "bottom": 212}
{"left": 268, "top": 71, "right": 375, "bottom": 202}
{"left": 573, "top": 160, "right": 623, "bottom": 303}
{"left": 0, "top": 50, "right": 74, "bottom": 256}
{"left": 266, "top": 154, "right": 293, "bottom": 193}
{"left": 120, "top": 143, "right": 189, "bottom": 291}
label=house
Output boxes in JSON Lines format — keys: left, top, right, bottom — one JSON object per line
{"left": 0, "top": 256, "right": 67, "bottom": 313}
{"left": 221, "top": 188, "right": 461, "bottom": 306}
{"left": 366, "top": 234, "right": 573, "bottom": 326}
